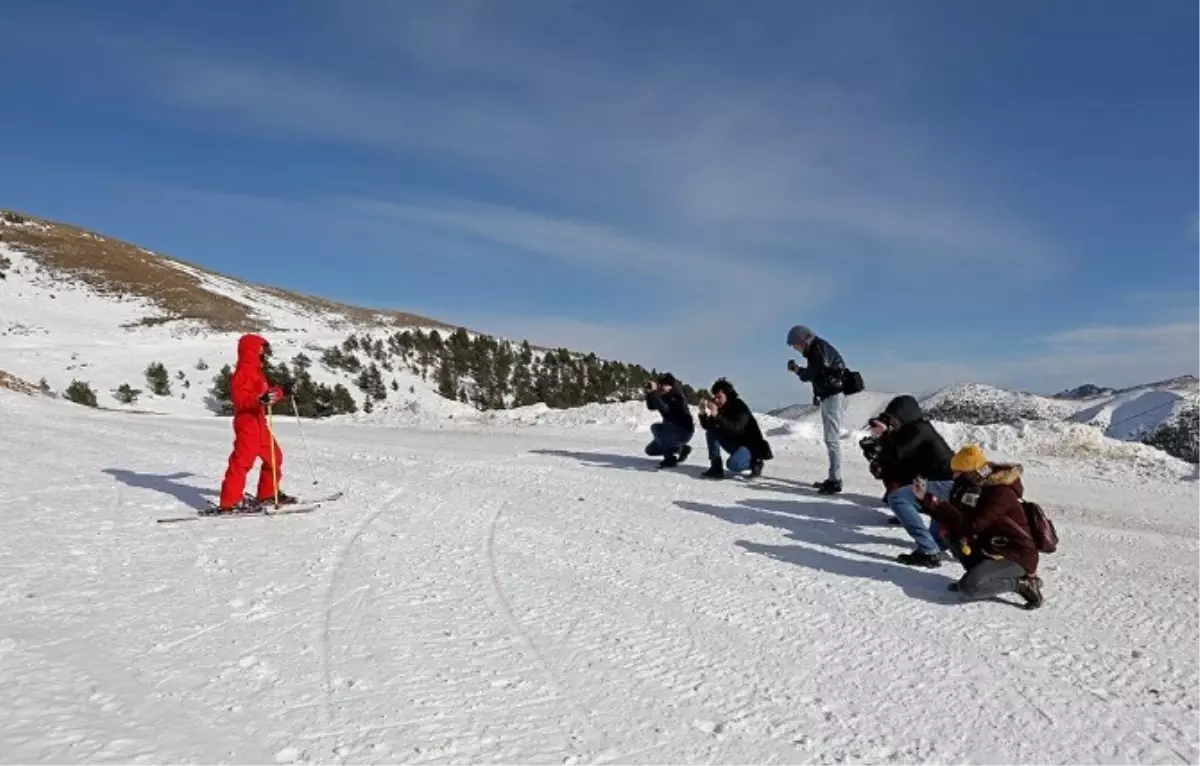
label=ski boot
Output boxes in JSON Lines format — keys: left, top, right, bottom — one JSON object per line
{"left": 258, "top": 491, "right": 299, "bottom": 509}
{"left": 203, "top": 495, "right": 264, "bottom": 516}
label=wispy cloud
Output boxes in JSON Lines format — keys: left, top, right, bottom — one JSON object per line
{"left": 87, "top": 2, "right": 1064, "bottom": 280}
{"left": 1039, "top": 322, "right": 1198, "bottom": 349}
{"left": 2, "top": 2, "right": 1096, "bottom": 405}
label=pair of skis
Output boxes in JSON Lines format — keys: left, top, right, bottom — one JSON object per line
{"left": 156, "top": 491, "right": 344, "bottom": 524}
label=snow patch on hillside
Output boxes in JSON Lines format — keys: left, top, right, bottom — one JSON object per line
{"left": 166, "top": 261, "right": 350, "bottom": 332}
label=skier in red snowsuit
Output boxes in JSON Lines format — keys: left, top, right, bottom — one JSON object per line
{"left": 217, "top": 334, "right": 295, "bottom": 511}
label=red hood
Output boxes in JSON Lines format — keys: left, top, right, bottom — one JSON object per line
{"left": 236, "top": 334, "right": 269, "bottom": 366}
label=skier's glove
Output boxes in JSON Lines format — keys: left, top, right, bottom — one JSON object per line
{"left": 260, "top": 386, "right": 285, "bottom": 405}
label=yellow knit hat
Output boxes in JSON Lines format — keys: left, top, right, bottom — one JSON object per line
{"left": 950, "top": 444, "right": 988, "bottom": 474}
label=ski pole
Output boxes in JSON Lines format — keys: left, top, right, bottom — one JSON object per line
{"left": 290, "top": 397, "right": 320, "bottom": 487}
{"left": 267, "top": 403, "right": 279, "bottom": 508}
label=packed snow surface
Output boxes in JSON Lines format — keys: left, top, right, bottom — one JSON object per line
{"left": 1, "top": 390, "right": 1197, "bottom": 764}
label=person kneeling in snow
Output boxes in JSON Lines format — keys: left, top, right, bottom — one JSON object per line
{"left": 216, "top": 334, "right": 297, "bottom": 513}
{"left": 914, "top": 444, "right": 1044, "bottom": 610}
{"left": 643, "top": 373, "right": 695, "bottom": 468}
{"left": 867, "top": 395, "right": 957, "bottom": 568}
{"left": 698, "top": 378, "right": 772, "bottom": 479}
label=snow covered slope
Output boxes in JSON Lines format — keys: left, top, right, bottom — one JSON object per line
{"left": 0, "top": 211, "right": 657, "bottom": 424}
{"left": 1, "top": 388, "right": 1196, "bottom": 764}
{"left": 0, "top": 212, "right": 461, "bottom": 420}
{"left": 772, "top": 379, "right": 1199, "bottom": 465}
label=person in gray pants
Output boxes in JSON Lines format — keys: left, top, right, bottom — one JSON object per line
{"left": 787, "top": 325, "right": 848, "bottom": 494}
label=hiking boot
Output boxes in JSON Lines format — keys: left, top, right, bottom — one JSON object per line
{"left": 749, "top": 459, "right": 764, "bottom": 478}
{"left": 701, "top": 460, "right": 725, "bottom": 479}
{"left": 816, "top": 479, "right": 842, "bottom": 495}
{"left": 678, "top": 445, "right": 692, "bottom": 463}
{"left": 1016, "top": 575, "right": 1044, "bottom": 610}
{"left": 659, "top": 454, "right": 679, "bottom": 469}
{"left": 896, "top": 550, "right": 942, "bottom": 568}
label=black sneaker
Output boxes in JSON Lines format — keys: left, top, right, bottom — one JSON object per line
{"left": 749, "top": 459, "right": 764, "bottom": 478}
{"left": 896, "top": 551, "right": 942, "bottom": 568}
{"left": 678, "top": 445, "right": 692, "bottom": 463}
{"left": 701, "top": 460, "right": 724, "bottom": 479}
{"left": 1016, "top": 575, "right": 1044, "bottom": 610}
{"left": 816, "top": 479, "right": 842, "bottom": 495}
{"left": 658, "top": 454, "right": 679, "bottom": 469}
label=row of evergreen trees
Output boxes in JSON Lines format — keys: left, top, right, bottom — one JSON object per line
{"left": 204, "top": 327, "right": 702, "bottom": 419}
{"left": 207, "top": 353, "right": 360, "bottom": 417}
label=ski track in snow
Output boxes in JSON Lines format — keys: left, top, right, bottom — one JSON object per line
{"left": 0, "top": 392, "right": 1197, "bottom": 765}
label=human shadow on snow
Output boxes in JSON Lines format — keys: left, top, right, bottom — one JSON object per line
{"left": 528, "top": 448, "right": 666, "bottom": 472}
{"left": 103, "top": 468, "right": 216, "bottom": 509}
{"left": 675, "top": 498, "right": 960, "bottom": 605}
{"left": 752, "top": 475, "right": 890, "bottom": 515}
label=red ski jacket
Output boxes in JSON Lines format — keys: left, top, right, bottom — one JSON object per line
{"left": 230, "top": 334, "right": 281, "bottom": 429}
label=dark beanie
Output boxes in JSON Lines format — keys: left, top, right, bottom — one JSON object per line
{"left": 657, "top": 373, "right": 677, "bottom": 388}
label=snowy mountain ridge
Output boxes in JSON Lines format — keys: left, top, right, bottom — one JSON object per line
{"left": 2, "top": 208, "right": 1195, "bottom": 470}
{"left": 0, "top": 209, "right": 671, "bottom": 423}
{"left": 769, "top": 379, "right": 1199, "bottom": 469}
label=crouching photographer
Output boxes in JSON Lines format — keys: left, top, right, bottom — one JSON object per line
{"left": 867, "top": 395, "right": 957, "bottom": 568}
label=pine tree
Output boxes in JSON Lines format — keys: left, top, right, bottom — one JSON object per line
{"left": 208, "top": 364, "right": 234, "bottom": 416}
{"left": 145, "top": 362, "right": 171, "bottom": 396}
{"left": 436, "top": 359, "right": 458, "bottom": 400}
{"left": 511, "top": 342, "right": 536, "bottom": 407}
{"left": 65, "top": 380, "right": 98, "bottom": 407}
{"left": 114, "top": 383, "right": 141, "bottom": 404}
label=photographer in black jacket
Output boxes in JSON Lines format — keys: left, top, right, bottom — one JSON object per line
{"left": 643, "top": 373, "right": 695, "bottom": 468}
{"left": 867, "top": 395, "right": 956, "bottom": 568}
{"left": 698, "top": 378, "right": 772, "bottom": 479}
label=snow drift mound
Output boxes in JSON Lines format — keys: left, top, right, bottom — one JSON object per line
{"left": 933, "top": 420, "right": 1194, "bottom": 481}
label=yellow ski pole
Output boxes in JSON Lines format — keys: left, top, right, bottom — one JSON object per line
{"left": 268, "top": 403, "right": 279, "bottom": 508}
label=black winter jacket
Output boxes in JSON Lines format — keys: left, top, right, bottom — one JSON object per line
{"left": 874, "top": 395, "right": 954, "bottom": 485}
{"left": 645, "top": 388, "right": 694, "bottom": 432}
{"left": 699, "top": 396, "right": 772, "bottom": 460}
{"left": 796, "top": 337, "right": 847, "bottom": 401}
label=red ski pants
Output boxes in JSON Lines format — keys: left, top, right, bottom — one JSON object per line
{"left": 219, "top": 421, "right": 283, "bottom": 508}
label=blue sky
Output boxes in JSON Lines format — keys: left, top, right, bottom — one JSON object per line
{"left": 1, "top": 0, "right": 1196, "bottom": 408}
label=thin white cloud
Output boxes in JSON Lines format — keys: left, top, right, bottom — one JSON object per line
{"left": 1039, "top": 322, "right": 1199, "bottom": 349}
{"left": 82, "top": 1, "right": 1064, "bottom": 277}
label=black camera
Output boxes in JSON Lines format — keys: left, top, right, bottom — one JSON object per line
{"left": 859, "top": 435, "right": 881, "bottom": 459}
{"left": 859, "top": 435, "right": 883, "bottom": 478}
